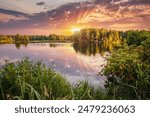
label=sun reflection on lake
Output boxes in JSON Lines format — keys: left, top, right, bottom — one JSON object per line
{"left": 0, "top": 42, "right": 113, "bottom": 87}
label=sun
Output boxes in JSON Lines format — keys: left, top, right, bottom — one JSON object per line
{"left": 71, "top": 27, "right": 81, "bottom": 33}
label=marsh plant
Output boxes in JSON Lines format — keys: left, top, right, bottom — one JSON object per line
{"left": 0, "top": 58, "right": 107, "bottom": 100}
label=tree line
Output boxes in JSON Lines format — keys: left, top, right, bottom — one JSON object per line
{"left": 71, "top": 28, "right": 150, "bottom": 44}
{"left": 0, "top": 34, "right": 71, "bottom": 44}
{"left": 71, "top": 28, "right": 123, "bottom": 43}
{"left": 0, "top": 29, "right": 150, "bottom": 44}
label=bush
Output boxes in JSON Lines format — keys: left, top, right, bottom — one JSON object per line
{"left": 103, "top": 42, "right": 150, "bottom": 99}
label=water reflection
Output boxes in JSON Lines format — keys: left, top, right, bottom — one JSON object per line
{"left": 49, "top": 43, "right": 71, "bottom": 48}
{"left": 12, "top": 41, "right": 119, "bottom": 56}
{"left": 0, "top": 42, "right": 117, "bottom": 87}
{"left": 49, "top": 43, "right": 57, "bottom": 48}
{"left": 15, "top": 43, "right": 28, "bottom": 49}
{"left": 13, "top": 43, "right": 72, "bottom": 49}
{"left": 73, "top": 42, "right": 117, "bottom": 56}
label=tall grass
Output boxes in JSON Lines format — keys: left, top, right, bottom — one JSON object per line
{"left": 0, "top": 58, "right": 107, "bottom": 100}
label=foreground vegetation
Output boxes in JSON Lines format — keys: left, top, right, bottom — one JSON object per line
{"left": 103, "top": 30, "right": 150, "bottom": 99}
{"left": 0, "top": 58, "right": 107, "bottom": 100}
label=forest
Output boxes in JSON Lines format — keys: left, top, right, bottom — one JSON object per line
{"left": 1, "top": 29, "right": 149, "bottom": 44}
{"left": 0, "top": 34, "right": 71, "bottom": 44}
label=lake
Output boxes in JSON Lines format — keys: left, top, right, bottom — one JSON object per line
{"left": 0, "top": 42, "right": 111, "bottom": 87}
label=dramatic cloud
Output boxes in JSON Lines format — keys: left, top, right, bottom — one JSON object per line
{"left": 36, "top": 2, "right": 45, "bottom": 6}
{"left": 0, "top": 0, "right": 150, "bottom": 35}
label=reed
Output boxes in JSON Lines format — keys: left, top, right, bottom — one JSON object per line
{"left": 0, "top": 58, "right": 107, "bottom": 100}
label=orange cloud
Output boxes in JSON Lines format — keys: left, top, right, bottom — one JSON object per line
{"left": 0, "top": 0, "right": 150, "bottom": 35}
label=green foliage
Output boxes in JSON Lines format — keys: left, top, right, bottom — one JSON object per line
{"left": 0, "top": 34, "right": 71, "bottom": 44}
{"left": 30, "top": 34, "right": 70, "bottom": 41}
{"left": 140, "top": 38, "right": 150, "bottom": 63}
{"left": 72, "top": 28, "right": 122, "bottom": 43}
{"left": 124, "top": 30, "right": 150, "bottom": 46}
{"left": 72, "top": 81, "right": 108, "bottom": 100}
{"left": 103, "top": 34, "right": 150, "bottom": 99}
{"left": 14, "top": 34, "right": 29, "bottom": 43}
{"left": 0, "top": 58, "right": 106, "bottom": 100}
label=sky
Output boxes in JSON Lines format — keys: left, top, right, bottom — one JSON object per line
{"left": 0, "top": 0, "right": 150, "bottom": 35}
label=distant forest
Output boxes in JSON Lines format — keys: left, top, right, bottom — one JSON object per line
{"left": 0, "top": 34, "right": 71, "bottom": 43}
{"left": 0, "top": 28, "right": 150, "bottom": 44}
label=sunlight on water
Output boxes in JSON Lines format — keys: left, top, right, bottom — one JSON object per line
{"left": 0, "top": 43, "right": 109, "bottom": 87}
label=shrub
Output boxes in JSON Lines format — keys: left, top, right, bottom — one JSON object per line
{"left": 103, "top": 44, "right": 150, "bottom": 99}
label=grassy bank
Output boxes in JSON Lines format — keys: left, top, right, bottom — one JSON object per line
{"left": 0, "top": 58, "right": 107, "bottom": 100}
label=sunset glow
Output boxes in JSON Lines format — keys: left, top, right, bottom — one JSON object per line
{"left": 0, "top": 0, "right": 150, "bottom": 35}
{"left": 71, "top": 27, "right": 81, "bottom": 33}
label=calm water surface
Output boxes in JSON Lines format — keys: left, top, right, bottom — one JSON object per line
{"left": 0, "top": 43, "right": 111, "bottom": 87}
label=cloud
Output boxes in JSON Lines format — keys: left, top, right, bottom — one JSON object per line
{"left": 0, "top": 13, "right": 28, "bottom": 23}
{"left": 36, "top": 2, "right": 45, "bottom": 6}
{"left": 0, "top": 8, "right": 29, "bottom": 16}
{"left": 0, "top": 0, "right": 150, "bottom": 35}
